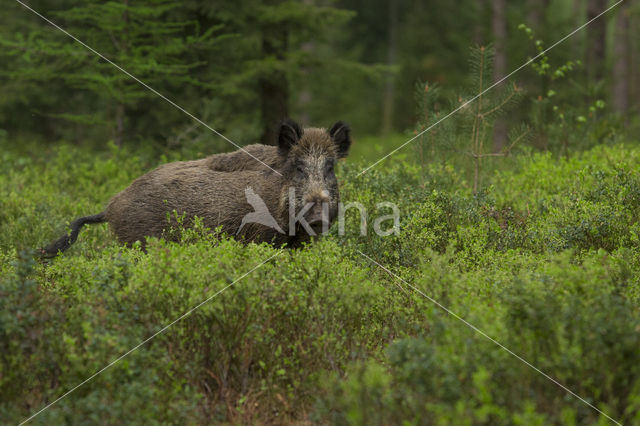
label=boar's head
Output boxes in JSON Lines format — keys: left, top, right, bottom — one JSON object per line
{"left": 277, "top": 119, "right": 351, "bottom": 237}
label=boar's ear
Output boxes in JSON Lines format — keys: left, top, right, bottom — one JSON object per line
{"left": 278, "top": 119, "right": 303, "bottom": 154}
{"left": 329, "top": 121, "right": 351, "bottom": 158}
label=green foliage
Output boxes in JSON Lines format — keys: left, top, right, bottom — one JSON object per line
{"left": 412, "top": 46, "right": 527, "bottom": 195}
{"left": 517, "top": 23, "right": 615, "bottom": 154}
{"left": 0, "top": 0, "right": 382, "bottom": 148}
{"left": 1, "top": 0, "right": 227, "bottom": 147}
{"left": 2, "top": 140, "right": 640, "bottom": 423}
{"left": 1, "top": 1, "right": 639, "bottom": 422}
{"left": 316, "top": 248, "right": 640, "bottom": 425}
{"left": 2, "top": 0, "right": 636, "bottom": 148}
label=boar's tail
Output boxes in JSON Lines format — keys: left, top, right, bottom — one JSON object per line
{"left": 40, "top": 212, "right": 106, "bottom": 258}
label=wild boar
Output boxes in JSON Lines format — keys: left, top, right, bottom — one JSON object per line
{"left": 41, "top": 119, "right": 351, "bottom": 257}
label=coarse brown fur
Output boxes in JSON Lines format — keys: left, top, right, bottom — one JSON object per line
{"left": 41, "top": 119, "right": 351, "bottom": 257}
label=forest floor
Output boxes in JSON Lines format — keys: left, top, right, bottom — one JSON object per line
{"left": 1, "top": 138, "right": 640, "bottom": 424}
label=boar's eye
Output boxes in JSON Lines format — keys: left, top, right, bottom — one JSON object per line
{"left": 325, "top": 161, "right": 335, "bottom": 174}
{"left": 295, "top": 163, "right": 306, "bottom": 175}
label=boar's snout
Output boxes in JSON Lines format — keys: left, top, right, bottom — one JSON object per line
{"left": 304, "top": 189, "right": 335, "bottom": 235}
{"left": 306, "top": 203, "right": 331, "bottom": 234}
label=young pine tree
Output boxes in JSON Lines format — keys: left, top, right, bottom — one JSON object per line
{"left": 414, "top": 46, "right": 528, "bottom": 195}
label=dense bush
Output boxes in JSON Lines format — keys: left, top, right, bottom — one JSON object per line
{"left": 1, "top": 142, "right": 639, "bottom": 424}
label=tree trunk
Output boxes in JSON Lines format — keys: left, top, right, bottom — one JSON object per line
{"left": 297, "top": 0, "right": 314, "bottom": 127}
{"left": 492, "top": 0, "right": 508, "bottom": 152}
{"left": 297, "top": 40, "right": 314, "bottom": 127}
{"left": 526, "top": 0, "right": 551, "bottom": 31}
{"left": 526, "top": 0, "right": 543, "bottom": 30}
{"left": 612, "top": 3, "right": 630, "bottom": 116}
{"left": 632, "top": 6, "right": 640, "bottom": 112}
{"left": 114, "top": 103, "right": 125, "bottom": 147}
{"left": 586, "top": 0, "right": 607, "bottom": 82}
{"left": 260, "top": 25, "right": 289, "bottom": 145}
{"left": 571, "top": 0, "right": 582, "bottom": 52}
{"left": 381, "top": 0, "right": 398, "bottom": 135}
{"left": 114, "top": 0, "right": 129, "bottom": 147}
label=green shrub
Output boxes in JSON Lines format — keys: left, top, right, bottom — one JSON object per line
{"left": 316, "top": 250, "right": 640, "bottom": 425}
{"left": 1, "top": 142, "right": 639, "bottom": 423}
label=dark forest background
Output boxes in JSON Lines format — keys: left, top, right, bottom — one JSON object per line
{"left": 1, "top": 0, "right": 638, "bottom": 154}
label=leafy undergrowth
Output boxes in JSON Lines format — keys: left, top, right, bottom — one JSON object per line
{"left": 1, "top": 143, "right": 640, "bottom": 424}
